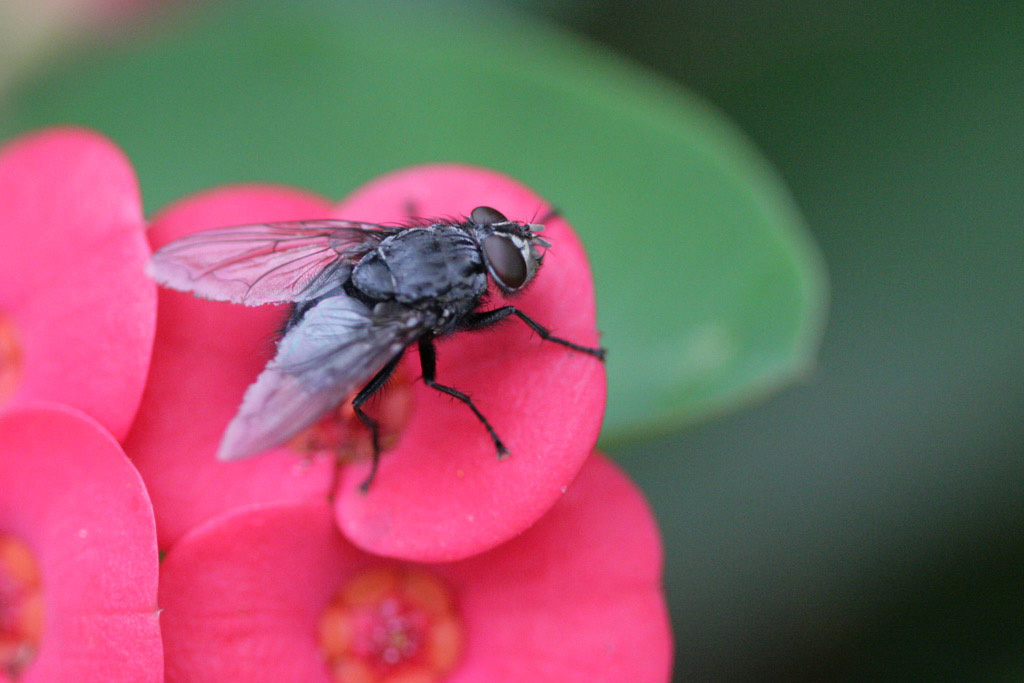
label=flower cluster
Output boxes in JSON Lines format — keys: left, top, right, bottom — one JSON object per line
{"left": 0, "top": 128, "right": 671, "bottom": 681}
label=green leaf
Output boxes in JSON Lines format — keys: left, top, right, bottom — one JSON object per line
{"left": 0, "top": 0, "right": 826, "bottom": 441}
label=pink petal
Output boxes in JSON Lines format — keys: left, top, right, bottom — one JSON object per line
{"left": 0, "top": 404, "right": 162, "bottom": 682}
{"left": 124, "top": 185, "right": 335, "bottom": 549}
{"left": 332, "top": 165, "right": 607, "bottom": 561}
{"left": 159, "top": 504, "right": 353, "bottom": 683}
{"left": 441, "top": 454, "right": 671, "bottom": 683}
{"left": 160, "top": 454, "right": 669, "bottom": 683}
{"left": 0, "top": 128, "right": 156, "bottom": 440}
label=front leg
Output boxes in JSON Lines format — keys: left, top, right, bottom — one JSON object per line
{"left": 459, "top": 306, "right": 606, "bottom": 360}
{"left": 418, "top": 336, "right": 508, "bottom": 457}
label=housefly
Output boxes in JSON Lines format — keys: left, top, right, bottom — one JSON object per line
{"left": 148, "top": 206, "right": 605, "bottom": 490}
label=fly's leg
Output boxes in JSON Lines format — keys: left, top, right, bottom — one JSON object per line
{"left": 459, "top": 307, "right": 606, "bottom": 360}
{"left": 403, "top": 199, "right": 428, "bottom": 226}
{"left": 418, "top": 336, "right": 508, "bottom": 458}
{"left": 538, "top": 206, "right": 560, "bottom": 223}
{"left": 352, "top": 354, "right": 403, "bottom": 493}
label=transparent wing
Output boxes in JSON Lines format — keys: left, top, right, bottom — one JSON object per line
{"left": 147, "top": 220, "right": 399, "bottom": 305}
{"left": 218, "top": 295, "right": 430, "bottom": 460}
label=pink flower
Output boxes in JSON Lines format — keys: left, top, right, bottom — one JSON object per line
{"left": 0, "top": 128, "right": 156, "bottom": 440}
{"left": 129, "top": 165, "right": 606, "bottom": 560}
{"left": 159, "top": 453, "right": 671, "bottom": 683}
{"left": 124, "top": 185, "right": 338, "bottom": 550}
{"left": 0, "top": 404, "right": 162, "bottom": 682}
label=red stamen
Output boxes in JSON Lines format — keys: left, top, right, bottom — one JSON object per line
{"left": 0, "top": 534, "right": 43, "bottom": 679}
{"left": 319, "top": 566, "right": 463, "bottom": 683}
{"left": 0, "top": 315, "right": 22, "bottom": 406}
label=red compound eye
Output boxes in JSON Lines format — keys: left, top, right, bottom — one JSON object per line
{"left": 469, "top": 205, "right": 507, "bottom": 225}
{"left": 482, "top": 234, "right": 527, "bottom": 289}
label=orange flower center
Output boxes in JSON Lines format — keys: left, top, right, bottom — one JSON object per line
{"left": 0, "top": 314, "right": 22, "bottom": 406}
{"left": 0, "top": 534, "right": 43, "bottom": 680}
{"left": 290, "top": 365, "right": 415, "bottom": 463}
{"left": 318, "top": 566, "right": 463, "bottom": 683}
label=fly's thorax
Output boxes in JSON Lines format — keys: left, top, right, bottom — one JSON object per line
{"left": 350, "top": 251, "right": 395, "bottom": 301}
{"left": 351, "top": 226, "right": 487, "bottom": 306}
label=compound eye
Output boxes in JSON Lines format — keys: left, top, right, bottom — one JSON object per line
{"left": 471, "top": 206, "right": 508, "bottom": 225}
{"left": 482, "top": 234, "right": 528, "bottom": 289}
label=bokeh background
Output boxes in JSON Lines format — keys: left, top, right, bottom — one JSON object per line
{"left": 2, "top": 1, "right": 1022, "bottom": 680}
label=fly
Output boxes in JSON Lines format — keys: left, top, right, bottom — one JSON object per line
{"left": 148, "top": 205, "right": 605, "bottom": 490}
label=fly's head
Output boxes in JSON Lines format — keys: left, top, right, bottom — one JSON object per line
{"left": 469, "top": 205, "right": 551, "bottom": 295}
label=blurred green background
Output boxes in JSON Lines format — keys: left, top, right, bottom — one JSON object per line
{"left": 2, "top": 1, "right": 1022, "bottom": 680}
{"left": 541, "top": 2, "right": 1024, "bottom": 680}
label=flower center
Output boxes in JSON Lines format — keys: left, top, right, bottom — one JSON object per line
{"left": 290, "top": 365, "right": 415, "bottom": 462}
{"left": 318, "top": 566, "right": 463, "bottom": 683}
{"left": 0, "top": 314, "right": 23, "bottom": 406}
{"left": 0, "top": 534, "right": 43, "bottom": 680}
